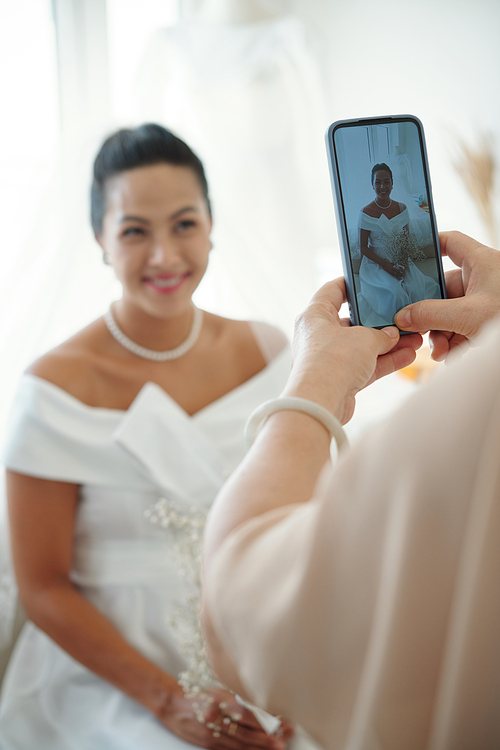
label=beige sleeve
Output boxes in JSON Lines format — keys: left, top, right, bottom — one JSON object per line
{"left": 204, "top": 321, "right": 500, "bottom": 750}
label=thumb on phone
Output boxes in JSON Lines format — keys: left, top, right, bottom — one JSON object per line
{"left": 394, "top": 297, "right": 477, "bottom": 337}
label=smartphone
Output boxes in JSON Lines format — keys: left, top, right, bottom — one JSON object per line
{"left": 325, "top": 115, "right": 446, "bottom": 328}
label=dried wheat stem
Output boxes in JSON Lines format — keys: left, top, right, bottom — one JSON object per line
{"left": 452, "top": 134, "right": 498, "bottom": 248}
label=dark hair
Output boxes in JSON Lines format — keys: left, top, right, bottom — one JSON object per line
{"left": 91, "top": 123, "right": 211, "bottom": 234}
{"left": 371, "top": 163, "right": 393, "bottom": 184}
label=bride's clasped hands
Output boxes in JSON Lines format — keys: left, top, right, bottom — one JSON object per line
{"left": 158, "top": 684, "right": 293, "bottom": 750}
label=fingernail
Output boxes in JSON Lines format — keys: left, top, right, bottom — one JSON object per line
{"left": 395, "top": 309, "right": 411, "bottom": 328}
{"left": 382, "top": 326, "right": 399, "bottom": 340}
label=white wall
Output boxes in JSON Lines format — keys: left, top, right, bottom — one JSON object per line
{"left": 315, "top": 0, "right": 500, "bottom": 247}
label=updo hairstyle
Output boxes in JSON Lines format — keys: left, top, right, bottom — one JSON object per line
{"left": 371, "top": 163, "right": 393, "bottom": 184}
{"left": 91, "top": 123, "right": 211, "bottom": 235}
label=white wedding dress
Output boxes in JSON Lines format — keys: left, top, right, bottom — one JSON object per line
{"left": 357, "top": 205, "right": 440, "bottom": 327}
{"left": 0, "top": 324, "right": 292, "bottom": 750}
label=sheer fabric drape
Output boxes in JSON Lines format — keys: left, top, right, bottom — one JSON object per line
{"left": 0, "top": 0, "right": 117, "bottom": 658}
{"left": 135, "top": 15, "right": 333, "bottom": 332}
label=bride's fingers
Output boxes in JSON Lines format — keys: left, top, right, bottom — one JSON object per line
{"left": 277, "top": 719, "right": 295, "bottom": 740}
{"left": 221, "top": 707, "right": 262, "bottom": 731}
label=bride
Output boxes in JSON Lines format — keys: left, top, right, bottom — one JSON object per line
{"left": 357, "top": 163, "right": 441, "bottom": 327}
{"left": 0, "top": 123, "right": 293, "bottom": 749}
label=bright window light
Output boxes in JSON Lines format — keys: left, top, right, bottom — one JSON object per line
{"left": 0, "top": 0, "right": 58, "bottom": 270}
{"left": 107, "top": 0, "right": 179, "bottom": 122}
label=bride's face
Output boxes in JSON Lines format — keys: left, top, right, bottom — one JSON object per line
{"left": 372, "top": 170, "right": 393, "bottom": 201}
{"left": 97, "top": 163, "right": 212, "bottom": 319}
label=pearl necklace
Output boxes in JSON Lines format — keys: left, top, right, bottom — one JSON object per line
{"left": 375, "top": 198, "right": 392, "bottom": 210}
{"left": 104, "top": 305, "right": 204, "bottom": 361}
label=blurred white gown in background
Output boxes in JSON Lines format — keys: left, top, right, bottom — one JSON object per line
{"left": 135, "top": 14, "right": 333, "bottom": 331}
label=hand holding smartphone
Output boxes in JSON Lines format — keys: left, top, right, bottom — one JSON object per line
{"left": 325, "top": 115, "right": 446, "bottom": 329}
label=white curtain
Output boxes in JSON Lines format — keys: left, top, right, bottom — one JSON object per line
{"left": 0, "top": 0, "right": 119, "bottom": 653}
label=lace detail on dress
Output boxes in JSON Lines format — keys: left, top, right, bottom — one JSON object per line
{"left": 145, "top": 499, "right": 222, "bottom": 699}
{"left": 145, "top": 498, "right": 282, "bottom": 735}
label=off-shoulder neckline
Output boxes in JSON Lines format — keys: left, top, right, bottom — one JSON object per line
{"left": 21, "top": 343, "right": 290, "bottom": 419}
{"left": 361, "top": 204, "right": 409, "bottom": 220}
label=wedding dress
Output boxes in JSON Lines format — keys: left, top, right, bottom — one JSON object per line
{"left": 0, "top": 324, "right": 290, "bottom": 749}
{"left": 357, "top": 205, "right": 441, "bottom": 327}
{"left": 134, "top": 15, "right": 331, "bottom": 331}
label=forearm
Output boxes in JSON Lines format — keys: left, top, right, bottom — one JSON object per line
{"left": 204, "top": 395, "right": 335, "bottom": 569}
{"left": 22, "top": 581, "right": 175, "bottom": 717}
{"left": 204, "top": 278, "right": 412, "bottom": 569}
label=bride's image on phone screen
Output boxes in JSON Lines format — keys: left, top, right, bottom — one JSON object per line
{"left": 333, "top": 119, "right": 445, "bottom": 327}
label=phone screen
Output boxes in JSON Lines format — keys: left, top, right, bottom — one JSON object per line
{"left": 327, "top": 116, "right": 446, "bottom": 328}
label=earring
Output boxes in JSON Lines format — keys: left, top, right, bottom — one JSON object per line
{"left": 102, "top": 253, "right": 111, "bottom": 265}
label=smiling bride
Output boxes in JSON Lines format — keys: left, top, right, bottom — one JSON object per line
{"left": 0, "top": 124, "right": 293, "bottom": 749}
{"left": 357, "top": 163, "right": 441, "bottom": 327}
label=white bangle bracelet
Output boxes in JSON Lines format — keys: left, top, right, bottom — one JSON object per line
{"left": 244, "top": 397, "right": 349, "bottom": 452}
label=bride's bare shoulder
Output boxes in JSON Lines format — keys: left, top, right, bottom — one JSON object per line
{"left": 204, "top": 313, "right": 255, "bottom": 348}
{"left": 206, "top": 313, "right": 287, "bottom": 364}
{"left": 26, "top": 318, "right": 106, "bottom": 398}
{"left": 362, "top": 202, "right": 378, "bottom": 218}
